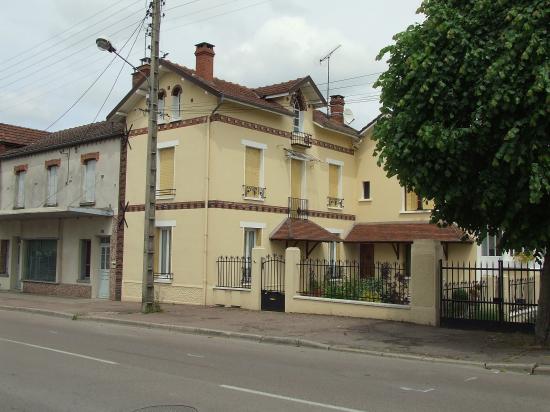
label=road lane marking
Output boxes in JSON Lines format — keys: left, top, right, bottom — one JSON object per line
{"left": 0, "top": 337, "right": 118, "bottom": 365}
{"left": 220, "top": 384, "right": 367, "bottom": 412}
{"left": 187, "top": 353, "right": 204, "bottom": 358}
{"left": 464, "top": 377, "right": 478, "bottom": 382}
{"left": 400, "top": 386, "right": 435, "bottom": 393}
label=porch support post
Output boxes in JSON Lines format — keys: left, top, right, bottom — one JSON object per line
{"left": 391, "top": 243, "right": 400, "bottom": 260}
{"left": 410, "top": 239, "right": 443, "bottom": 326}
{"left": 250, "top": 247, "right": 265, "bottom": 311}
{"left": 284, "top": 247, "right": 301, "bottom": 312}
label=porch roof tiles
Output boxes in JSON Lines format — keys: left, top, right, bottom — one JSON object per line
{"left": 270, "top": 218, "right": 340, "bottom": 243}
{"left": 344, "top": 222, "right": 470, "bottom": 243}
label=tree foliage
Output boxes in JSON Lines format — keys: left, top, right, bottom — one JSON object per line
{"left": 373, "top": 0, "right": 549, "bottom": 253}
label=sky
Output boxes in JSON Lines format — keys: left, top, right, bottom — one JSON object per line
{"left": 0, "top": 0, "right": 423, "bottom": 132}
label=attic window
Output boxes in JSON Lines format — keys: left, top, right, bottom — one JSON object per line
{"left": 293, "top": 99, "right": 304, "bottom": 133}
{"left": 171, "top": 85, "right": 182, "bottom": 121}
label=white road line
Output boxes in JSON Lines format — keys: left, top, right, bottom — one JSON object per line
{"left": 187, "top": 353, "right": 204, "bottom": 358}
{"left": 0, "top": 337, "right": 118, "bottom": 365}
{"left": 464, "top": 377, "right": 478, "bottom": 382}
{"left": 400, "top": 386, "right": 435, "bottom": 393}
{"left": 220, "top": 384, "right": 367, "bottom": 412}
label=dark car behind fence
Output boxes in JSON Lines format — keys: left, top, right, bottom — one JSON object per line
{"left": 298, "top": 259, "right": 410, "bottom": 305}
{"left": 216, "top": 256, "right": 251, "bottom": 289}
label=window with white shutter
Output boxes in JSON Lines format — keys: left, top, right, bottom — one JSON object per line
{"left": 46, "top": 166, "right": 58, "bottom": 206}
{"left": 15, "top": 171, "right": 26, "bottom": 208}
{"left": 83, "top": 160, "right": 96, "bottom": 204}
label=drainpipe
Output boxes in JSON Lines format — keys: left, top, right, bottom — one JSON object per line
{"left": 203, "top": 94, "right": 224, "bottom": 305}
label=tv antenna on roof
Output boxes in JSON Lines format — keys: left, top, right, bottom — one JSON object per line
{"left": 320, "top": 44, "right": 341, "bottom": 115}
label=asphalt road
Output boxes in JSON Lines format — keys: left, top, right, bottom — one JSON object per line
{"left": 0, "top": 310, "right": 549, "bottom": 412}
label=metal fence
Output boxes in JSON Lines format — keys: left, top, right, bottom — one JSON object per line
{"left": 298, "top": 259, "right": 410, "bottom": 305}
{"left": 440, "top": 260, "right": 540, "bottom": 331}
{"left": 216, "top": 256, "right": 251, "bottom": 289}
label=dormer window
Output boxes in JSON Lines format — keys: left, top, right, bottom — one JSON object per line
{"left": 293, "top": 99, "right": 304, "bottom": 132}
{"left": 158, "top": 89, "right": 166, "bottom": 122}
{"left": 171, "top": 85, "right": 182, "bottom": 121}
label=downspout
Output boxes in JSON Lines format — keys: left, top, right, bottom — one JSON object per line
{"left": 203, "top": 94, "right": 224, "bottom": 305}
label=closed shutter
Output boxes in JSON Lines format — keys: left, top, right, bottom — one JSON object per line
{"left": 84, "top": 160, "right": 96, "bottom": 203}
{"left": 16, "top": 171, "right": 25, "bottom": 207}
{"left": 328, "top": 164, "right": 339, "bottom": 197}
{"left": 47, "top": 166, "right": 58, "bottom": 205}
{"left": 159, "top": 147, "right": 175, "bottom": 192}
{"left": 291, "top": 159, "right": 302, "bottom": 198}
{"left": 245, "top": 146, "right": 261, "bottom": 187}
{"left": 406, "top": 189, "right": 419, "bottom": 211}
{"left": 424, "top": 199, "right": 435, "bottom": 210}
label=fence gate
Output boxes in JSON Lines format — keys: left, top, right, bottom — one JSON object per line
{"left": 261, "top": 255, "right": 285, "bottom": 312}
{"left": 440, "top": 260, "right": 540, "bottom": 332}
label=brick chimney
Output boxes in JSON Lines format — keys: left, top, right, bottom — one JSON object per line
{"left": 329, "top": 95, "right": 345, "bottom": 124}
{"left": 132, "top": 58, "right": 151, "bottom": 88}
{"left": 194, "top": 42, "right": 215, "bottom": 82}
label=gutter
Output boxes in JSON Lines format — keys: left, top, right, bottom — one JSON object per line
{"left": 202, "top": 94, "right": 224, "bottom": 305}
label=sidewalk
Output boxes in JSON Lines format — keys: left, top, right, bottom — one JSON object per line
{"left": 1, "top": 291, "right": 549, "bottom": 370}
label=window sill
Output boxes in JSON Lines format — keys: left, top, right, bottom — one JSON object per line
{"left": 156, "top": 195, "right": 175, "bottom": 201}
{"left": 327, "top": 206, "right": 343, "bottom": 211}
{"left": 22, "top": 280, "right": 59, "bottom": 285}
{"left": 170, "top": 117, "right": 182, "bottom": 123}
{"left": 243, "top": 197, "right": 265, "bottom": 202}
{"left": 400, "top": 210, "right": 431, "bottom": 214}
{"left": 358, "top": 198, "right": 372, "bottom": 202}
{"left": 79, "top": 201, "right": 96, "bottom": 207}
{"left": 44, "top": 203, "right": 58, "bottom": 208}
{"left": 0, "top": 273, "right": 9, "bottom": 278}
{"left": 154, "top": 278, "right": 173, "bottom": 284}
{"left": 77, "top": 278, "right": 90, "bottom": 284}
{"left": 13, "top": 206, "right": 25, "bottom": 210}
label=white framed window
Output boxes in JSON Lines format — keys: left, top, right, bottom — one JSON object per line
{"left": 243, "top": 143, "right": 265, "bottom": 200}
{"left": 402, "top": 187, "right": 433, "bottom": 212}
{"left": 154, "top": 226, "right": 172, "bottom": 282}
{"left": 481, "top": 234, "right": 502, "bottom": 257}
{"left": 327, "top": 159, "right": 343, "bottom": 208}
{"left": 82, "top": 159, "right": 96, "bottom": 204}
{"left": 15, "top": 171, "right": 26, "bottom": 208}
{"left": 290, "top": 158, "right": 306, "bottom": 199}
{"left": 171, "top": 85, "right": 182, "bottom": 121}
{"left": 156, "top": 145, "right": 176, "bottom": 198}
{"left": 293, "top": 99, "right": 304, "bottom": 132}
{"left": 362, "top": 181, "right": 371, "bottom": 200}
{"left": 46, "top": 165, "right": 58, "bottom": 206}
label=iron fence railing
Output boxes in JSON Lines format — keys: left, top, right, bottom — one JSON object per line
{"left": 242, "top": 185, "right": 267, "bottom": 200}
{"left": 153, "top": 272, "right": 173, "bottom": 282}
{"left": 327, "top": 196, "right": 344, "bottom": 208}
{"left": 298, "top": 259, "right": 410, "bottom": 305}
{"left": 290, "top": 131, "right": 312, "bottom": 147}
{"left": 288, "top": 197, "right": 308, "bottom": 219}
{"left": 216, "top": 256, "right": 251, "bottom": 289}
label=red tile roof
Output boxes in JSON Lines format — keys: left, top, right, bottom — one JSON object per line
{"left": 270, "top": 218, "right": 341, "bottom": 242}
{"left": 0, "top": 123, "right": 50, "bottom": 146}
{"left": 254, "top": 78, "right": 305, "bottom": 97}
{"left": 313, "top": 110, "right": 359, "bottom": 137}
{"left": 344, "top": 222, "right": 470, "bottom": 243}
{"left": 0, "top": 121, "right": 124, "bottom": 159}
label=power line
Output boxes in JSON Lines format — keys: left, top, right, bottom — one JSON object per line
{"left": 315, "top": 71, "right": 383, "bottom": 86}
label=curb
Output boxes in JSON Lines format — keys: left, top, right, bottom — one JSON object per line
{"left": 0, "top": 305, "right": 544, "bottom": 374}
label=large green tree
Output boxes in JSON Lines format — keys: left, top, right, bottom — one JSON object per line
{"left": 373, "top": 0, "right": 549, "bottom": 342}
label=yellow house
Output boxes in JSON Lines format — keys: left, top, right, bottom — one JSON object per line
{"left": 108, "top": 42, "right": 476, "bottom": 305}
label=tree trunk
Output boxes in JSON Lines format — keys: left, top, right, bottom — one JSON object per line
{"left": 535, "top": 250, "right": 550, "bottom": 345}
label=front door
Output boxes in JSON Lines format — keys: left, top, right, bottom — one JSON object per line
{"left": 98, "top": 239, "right": 110, "bottom": 299}
{"left": 360, "top": 243, "right": 375, "bottom": 277}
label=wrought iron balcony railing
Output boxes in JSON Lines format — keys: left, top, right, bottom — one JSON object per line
{"left": 290, "top": 131, "right": 312, "bottom": 148}
{"left": 288, "top": 197, "right": 308, "bottom": 220}
{"left": 242, "top": 185, "right": 266, "bottom": 200}
{"left": 327, "top": 196, "right": 344, "bottom": 209}
{"left": 156, "top": 188, "right": 176, "bottom": 197}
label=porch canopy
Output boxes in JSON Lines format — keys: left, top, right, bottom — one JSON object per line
{"left": 270, "top": 217, "right": 340, "bottom": 257}
{"left": 344, "top": 222, "right": 470, "bottom": 260}
{"left": 0, "top": 206, "right": 113, "bottom": 221}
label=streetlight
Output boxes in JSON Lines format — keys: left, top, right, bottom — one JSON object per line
{"left": 95, "top": 0, "right": 161, "bottom": 313}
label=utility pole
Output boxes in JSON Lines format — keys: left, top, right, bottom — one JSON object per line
{"left": 141, "top": 0, "right": 161, "bottom": 312}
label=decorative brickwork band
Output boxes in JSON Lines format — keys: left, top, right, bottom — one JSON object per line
{"left": 81, "top": 152, "right": 100, "bottom": 164}
{"left": 13, "top": 164, "right": 28, "bottom": 173}
{"left": 127, "top": 199, "right": 355, "bottom": 221}
{"left": 45, "top": 159, "right": 61, "bottom": 168}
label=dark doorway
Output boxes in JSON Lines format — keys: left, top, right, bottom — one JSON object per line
{"left": 359, "top": 243, "right": 375, "bottom": 277}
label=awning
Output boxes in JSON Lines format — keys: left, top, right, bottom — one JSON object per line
{"left": 270, "top": 218, "right": 340, "bottom": 242}
{"left": 344, "top": 222, "right": 470, "bottom": 243}
{"left": 0, "top": 206, "right": 114, "bottom": 221}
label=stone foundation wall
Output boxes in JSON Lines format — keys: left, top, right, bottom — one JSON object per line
{"left": 22, "top": 281, "right": 92, "bottom": 298}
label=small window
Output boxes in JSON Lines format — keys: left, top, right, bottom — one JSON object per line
{"left": 362, "top": 181, "right": 371, "bottom": 200}
{"left": 154, "top": 227, "right": 172, "bottom": 281}
{"left": 158, "top": 90, "right": 166, "bottom": 122}
{"left": 82, "top": 160, "right": 96, "bottom": 204}
{"left": 79, "top": 239, "right": 91, "bottom": 280}
{"left": 0, "top": 240, "right": 9, "bottom": 275}
{"left": 15, "top": 171, "right": 26, "bottom": 208}
{"left": 171, "top": 86, "right": 182, "bottom": 120}
{"left": 157, "top": 147, "right": 175, "bottom": 197}
{"left": 25, "top": 239, "right": 57, "bottom": 282}
{"left": 46, "top": 165, "right": 58, "bottom": 206}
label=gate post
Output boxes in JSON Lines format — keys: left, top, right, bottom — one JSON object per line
{"left": 284, "top": 247, "right": 301, "bottom": 313}
{"left": 498, "top": 260, "right": 504, "bottom": 324}
{"left": 250, "top": 247, "right": 265, "bottom": 311}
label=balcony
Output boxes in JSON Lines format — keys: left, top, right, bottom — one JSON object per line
{"left": 156, "top": 188, "right": 176, "bottom": 198}
{"left": 290, "top": 131, "right": 312, "bottom": 148}
{"left": 242, "top": 185, "right": 266, "bottom": 200}
{"left": 288, "top": 197, "right": 308, "bottom": 220}
{"left": 327, "top": 196, "right": 344, "bottom": 209}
